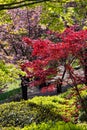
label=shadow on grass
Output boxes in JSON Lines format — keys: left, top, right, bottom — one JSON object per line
{"left": 0, "top": 87, "right": 21, "bottom": 102}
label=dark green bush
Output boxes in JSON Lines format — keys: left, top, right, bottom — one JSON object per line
{"left": 0, "top": 101, "right": 62, "bottom": 127}
{"left": 78, "top": 96, "right": 87, "bottom": 122}
{"left": 78, "top": 111, "right": 87, "bottom": 122}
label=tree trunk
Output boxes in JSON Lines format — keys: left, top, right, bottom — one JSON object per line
{"left": 39, "top": 82, "right": 46, "bottom": 90}
{"left": 85, "top": 65, "right": 87, "bottom": 85}
{"left": 84, "top": 49, "right": 87, "bottom": 85}
{"left": 56, "top": 78, "right": 62, "bottom": 94}
{"left": 21, "top": 76, "right": 29, "bottom": 100}
{"left": 21, "top": 84, "right": 27, "bottom": 100}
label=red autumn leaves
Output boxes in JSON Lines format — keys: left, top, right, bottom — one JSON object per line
{"left": 21, "top": 27, "right": 87, "bottom": 91}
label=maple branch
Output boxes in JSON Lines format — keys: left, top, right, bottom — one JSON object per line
{"left": 61, "top": 64, "right": 66, "bottom": 81}
{"left": 0, "top": 0, "right": 50, "bottom": 11}
{"left": 69, "top": 69, "right": 87, "bottom": 114}
{"left": 0, "top": 44, "right": 9, "bottom": 56}
{"left": 0, "top": 1, "right": 83, "bottom": 11}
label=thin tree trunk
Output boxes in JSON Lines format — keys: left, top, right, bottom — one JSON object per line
{"left": 56, "top": 65, "right": 66, "bottom": 94}
{"left": 39, "top": 82, "right": 46, "bottom": 90}
{"left": 84, "top": 49, "right": 87, "bottom": 85}
{"left": 56, "top": 78, "right": 62, "bottom": 93}
{"left": 21, "top": 83, "right": 27, "bottom": 100}
{"left": 21, "top": 76, "right": 29, "bottom": 100}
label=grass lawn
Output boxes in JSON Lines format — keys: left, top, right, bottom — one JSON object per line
{"left": 0, "top": 80, "right": 21, "bottom": 102}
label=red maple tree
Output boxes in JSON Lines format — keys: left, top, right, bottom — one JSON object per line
{"left": 21, "top": 27, "right": 87, "bottom": 90}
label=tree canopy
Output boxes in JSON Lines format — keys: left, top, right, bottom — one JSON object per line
{"left": 0, "top": 0, "right": 87, "bottom": 31}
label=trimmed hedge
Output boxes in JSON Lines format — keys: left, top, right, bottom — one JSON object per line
{"left": 23, "top": 121, "right": 87, "bottom": 130}
{"left": 0, "top": 101, "right": 62, "bottom": 127}
{"left": 1, "top": 121, "right": 87, "bottom": 130}
{"left": 0, "top": 84, "right": 87, "bottom": 128}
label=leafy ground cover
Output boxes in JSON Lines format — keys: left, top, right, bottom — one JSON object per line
{"left": 0, "top": 84, "right": 87, "bottom": 129}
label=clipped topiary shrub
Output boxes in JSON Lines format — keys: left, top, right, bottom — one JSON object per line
{"left": 1, "top": 127, "right": 21, "bottom": 130}
{"left": 1, "top": 121, "right": 87, "bottom": 130}
{"left": 22, "top": 121, "right": 87, "bottom": 130}
{"left": 0, "top": 100, "right": 62, "bottom": 127}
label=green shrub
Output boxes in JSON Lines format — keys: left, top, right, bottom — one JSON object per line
{"left": 0, "top": 101, "right": 62, "bottom": 127}
{"left": 0, "top": 60, "right": 25, "bottom": 89}
{"left": 22, "top": 121, "right": 87, "bottom": 130}
{"left": 0, "top": 127, "right": 21, "bottom": 130}
{"left": 1, "top": 121, "right": 87, "bottom": 130}
{"left": 0, "top": 84, "right": 87, "bottom": 128}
